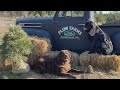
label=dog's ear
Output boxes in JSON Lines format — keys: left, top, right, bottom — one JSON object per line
{"left": 65, "top": 50, "right": 71, "bottom": 59}
{"left": 57, "top": 51, "right": 62, "bottom": 57}
{"left": 61, "top": 50, "right": 71, "bottom": 59}
{"left": 57, "top": 50, "right": 65, "bottom": 60}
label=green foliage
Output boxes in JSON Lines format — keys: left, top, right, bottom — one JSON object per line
{"left": 25, "top": 11, "right": 54, "bottom": 18}
{"left": 0, "top": 11, "right": 55, "bottom": 18}
{"left": 47, "top": 11, "right": 55, "bottom": 17}
{"left": 106, "top": 11, "right": 120, "bottom": 24}
{"left": 2, "top": 11, "right": 120, "bottom": 24}
{"left": 95, "top": 12, "right": 107, "bottom": 24}
{"left": 0, "top": 25, "right": 33, "bottom": 65}
{"left": 95, "top": 11, "right": 120, "bottom": 24}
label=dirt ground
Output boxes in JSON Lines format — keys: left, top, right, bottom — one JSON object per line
{"left": 0, "top": 18, "right": 120, "bottom": 79}
{"left": 0, "top": 18, "right": 14, "bottom": 37}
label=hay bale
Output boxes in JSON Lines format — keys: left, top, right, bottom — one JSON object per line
{"left": 28, "top": 37, "right": 50, "bottom": 66}
{"left": 45, "top": 51, "right": 60, "bottom": 60}
{"left": 80, "top": 51, "right": 120, "bottom": 72}
{"left": 69, "top": 51, "right": 79, "bottom": 69}
{"left": 30, "top": 37, "right": 49, "bottom": 56}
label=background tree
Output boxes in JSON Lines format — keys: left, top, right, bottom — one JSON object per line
{"left": 1, "top": 11, "right": 120, "bottom": 24}
{"left": 95, "top": 11, "right": 107, "bottom": 24}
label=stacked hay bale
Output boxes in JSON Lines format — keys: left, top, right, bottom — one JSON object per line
{"left": 45, "top": 51, "right": 60, "bottom": 62}
{"left": 69, "top": 51, "right": 80, "bottom": 69}
{"left": 80, "top": 51, "right": 120, "bottom": 72}
{"left": 28, "top": 37, "right": 51, "bottom": 66}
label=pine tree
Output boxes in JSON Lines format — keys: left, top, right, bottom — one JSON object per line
{"left": 0, "top": 25, "right": 33, "bottom": 68}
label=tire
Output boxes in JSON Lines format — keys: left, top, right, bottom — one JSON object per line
{"left": 111, "top": 33, "right": 120, "bottom": 54}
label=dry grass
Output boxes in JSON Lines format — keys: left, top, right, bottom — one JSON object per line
{"left": 0, "top": 19, "right": 14, "bottom": 39}
{"left": 0, "top": 70, "right": 115, "bottom": 79}
{"left": 80, "top": 51, "right": 120, "bottom": 72}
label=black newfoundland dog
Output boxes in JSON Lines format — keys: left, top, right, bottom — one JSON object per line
{"left": 84, "top": 21, "right": 113, "bottom": 55}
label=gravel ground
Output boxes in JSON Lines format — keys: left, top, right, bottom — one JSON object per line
{"left": 0, "top": 18, "right": 14, "bottom": 27}
{"left": 0, "top": 19, "right": 14, "bottom": 37}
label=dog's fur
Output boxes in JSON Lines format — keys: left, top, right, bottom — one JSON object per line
{"left": 84, "top": 21, "right": 113, "bottom": 55}
{"left": 31, "top": 50, "right": 84, "bottom": 79}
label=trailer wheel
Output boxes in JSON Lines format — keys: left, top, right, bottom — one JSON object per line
{"left": 111, "top": 33, "right": 120, "bottom": 54}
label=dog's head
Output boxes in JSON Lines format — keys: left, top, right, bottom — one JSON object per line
{"left": 57, "top": 50, "right": 71, "bottom": 64}
{"left": 84, "top": 21, "right": 96, "bottom": 31}
{"left": 83, "top": 21, "right": 99, "bottom": 36}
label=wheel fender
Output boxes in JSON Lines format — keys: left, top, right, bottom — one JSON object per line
{"left": 22, "top": 28, "right": 51, "bottom": 40}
